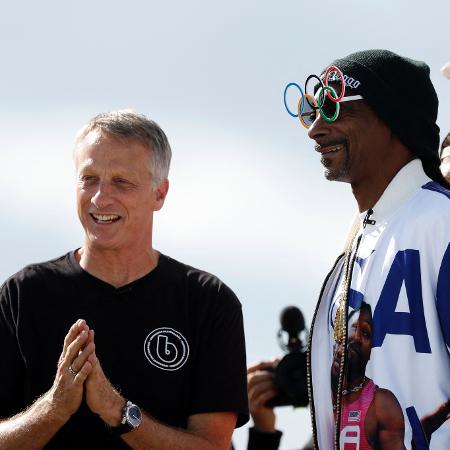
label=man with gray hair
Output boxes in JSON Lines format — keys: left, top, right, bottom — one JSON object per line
{"left": 0, "top": 110, "right": 248, "bottom": 449}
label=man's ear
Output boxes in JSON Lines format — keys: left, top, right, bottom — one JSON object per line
{"left": 153, "top": 179, "right": 169, "bottom": 211}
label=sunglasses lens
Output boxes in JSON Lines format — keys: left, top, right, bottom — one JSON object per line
{"left": 314, "top": 86, "right": 339, "bottom": 122}
{"left": 322, "top": 95, "right": 337, "bottom": 118}
{"left": 300, "top": 96, "right": 318, "bottom": 128}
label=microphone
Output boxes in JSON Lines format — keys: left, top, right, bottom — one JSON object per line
{"left": 363, "top": 208, "right": 376, "bottom": 228}
{"left": 278, "top": 306, "right": 305, "bottom": 353}
{"left": 267, "top": 305, "right": 309, "bottom": 407}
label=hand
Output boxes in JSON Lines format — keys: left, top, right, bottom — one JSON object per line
{"left": 247, "top": 360, "right": 279, "bottom": 433}
{"left": 45, "top": 319, "right": 96, "bottom": 421}
{"left": 420, "top": 398, "right": 450, "bottom": 443}
{"left": 85, "top": 334, "right": 125, "bottom": 426}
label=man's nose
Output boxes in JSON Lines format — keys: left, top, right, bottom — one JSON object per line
{"left": 91, "top": 182, "right": 113, "bottom": 209}
{"left": 307, "top": 113, "right": 330, "bottom": 141}
{"left": 350, "top": 327, "right": 362, "bottom": 343}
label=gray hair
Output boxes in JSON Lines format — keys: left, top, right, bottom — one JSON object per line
{"left": 75, "top": 109, "right": 172, "bottom": 187}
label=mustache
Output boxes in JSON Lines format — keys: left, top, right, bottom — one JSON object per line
{"left": 347, "top": 341, "right": 361, "bottom": 357}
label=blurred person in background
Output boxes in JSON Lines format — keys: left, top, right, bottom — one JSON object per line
{"left": 440, "top": 132, "right": 450, "bottom": 182}
{"left": 246, "top": 360, "right": 313, "bottom": 450}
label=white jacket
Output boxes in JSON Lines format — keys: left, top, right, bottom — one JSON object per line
{"left": 309, "top": 159, "right": 450, "bottom": 450}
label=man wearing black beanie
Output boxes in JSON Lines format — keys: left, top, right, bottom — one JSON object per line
{"left": 306, "top": 50, "right": 450, "bottom": 450}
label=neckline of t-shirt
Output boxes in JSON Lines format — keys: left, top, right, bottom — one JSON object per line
{"left": 67, "top": 249, "right": 169, "bottom": 292}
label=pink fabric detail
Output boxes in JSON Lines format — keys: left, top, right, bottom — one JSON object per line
{"left": 339, "top": 379, "right": 376, "bottom": 450}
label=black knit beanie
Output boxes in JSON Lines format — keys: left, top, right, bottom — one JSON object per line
{"left": 322, "top": 49, "right": 444, "bottom": 184}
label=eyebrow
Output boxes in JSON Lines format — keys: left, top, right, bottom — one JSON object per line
{"left": 359, "top": 319, "right": 372, "bottom": 328}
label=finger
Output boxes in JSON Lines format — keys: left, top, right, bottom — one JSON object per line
{"left": 59, "top": 321, "right": 85, "bottom": 367}
{"left": 248, "top": 371, "right": 274, "bottom": 389}
{"left": 74, "top": 329, "right": 96, "bottom": 361}
{"left": 87, "top": 329, "right": 95, "bottom": 344}
{"left": 81, "top": 328, "right": 95, "bottom": 347}
{"left": 248, "top": 370, "right": 274, "bottom": 382}
{"left": 71, "top": 341, "right": 96, "bottom": 373}
{"left": 87, "top": 351, "right": 98, "bottom": 366}
{"left": 247, "top": 360, "right": 276, "bottom": 374}
{"left": 62, "top": 319, "right": 88, "bottom": 355}
{"left": 247, "top": 359, "right": 279, "bottom": 374}
{"left": 73, "top": 360, "right": 93, "bottom": 385}
{"left": 61, "top": 330, "right": 89, "bottom": 370}
{"left": 75, "top": 329, "right": 94, "bottom": 355}
{"left": 249, "top": 379, "right": 277, "bottom": 401}
{"left": 251, "top": 388, "right": 278, "bottom": 409}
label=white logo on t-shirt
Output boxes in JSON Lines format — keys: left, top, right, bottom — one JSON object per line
{"left": 144, "top": 327, "right": 190, "bottom": 371}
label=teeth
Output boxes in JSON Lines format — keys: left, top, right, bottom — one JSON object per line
{"left": 324, "top": 145, "right": 342, "bottom": 154}
{"left": 92, "top": 214, "right": 119, "bottom": 222}
{"left": 315, "top": 144, "right": 343, "bottom": 154}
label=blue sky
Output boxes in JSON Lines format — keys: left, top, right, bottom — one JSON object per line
{"left": 1, "top": 1, "right": 450, "bottom": 448}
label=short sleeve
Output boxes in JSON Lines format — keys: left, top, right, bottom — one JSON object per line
{"left": 187, "top": 282, "right": 249, "bottom": 427}
{"left": 0, "top": 280, "right": 26, "bottom": 417}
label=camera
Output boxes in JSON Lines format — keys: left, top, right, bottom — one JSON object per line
{"left": 265, "top": 306, "right": 309, "bottom": 408}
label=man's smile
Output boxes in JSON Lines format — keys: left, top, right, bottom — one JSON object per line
{"left": 315, "top": 143, "right": 345, "bottom": 155}
{"left": 89, "top": 213, "right": 121, "bottom": 224}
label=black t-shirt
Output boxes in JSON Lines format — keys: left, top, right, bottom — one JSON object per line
{"left": 0, "top": 251, "right": 248, "bottom": 449}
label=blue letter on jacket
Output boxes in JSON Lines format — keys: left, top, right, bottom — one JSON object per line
{"left": 372, "top": 250, "right": 431, "bottom": 353}
{"left": 437, "top": 243, "right": 450, "bottom": 347}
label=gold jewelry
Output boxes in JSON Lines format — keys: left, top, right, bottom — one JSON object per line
{"left": 342, "top": 377, "right": 366, "bottom": 396}
{"left": 333, "top": 221, "right": 361, "bottom": 344}
{"left": 334, "top": 295, "right": 346, "bottom": 344}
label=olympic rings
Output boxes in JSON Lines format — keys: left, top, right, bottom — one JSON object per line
{"left": 317, "top": 86, "right": 340, "bottom": 123}
{"left": 304, "top": 74, "right": 324, "bottom": 110}
{"left": 283, "top": 65, "right": 359, "bottom": 129}
{"left": 283, "top": 82, "right": 305, "bottom": 118}
{"left": 323, "top": 65, "right": 345, "bottom": 102}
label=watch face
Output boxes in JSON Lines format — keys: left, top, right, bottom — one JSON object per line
{"left": 127, "top": 405, "right": 142, "bottom": 428}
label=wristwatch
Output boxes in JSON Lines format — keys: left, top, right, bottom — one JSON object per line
{"left": 109, "top": 400, "right": 142, "bottom": 436}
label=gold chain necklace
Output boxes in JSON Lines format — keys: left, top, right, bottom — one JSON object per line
{"left": 333, "top": 376, "right": 367, "bottom": 411}
{"left": 333, "top": 222, "right": 361, "bottom": 450}
{"left": 342, "top": 376, "right": 366, "bottom": 395}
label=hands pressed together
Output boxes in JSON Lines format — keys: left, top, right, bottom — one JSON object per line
{"left": 47, "top": 319, "right": 124, "bottom": 426}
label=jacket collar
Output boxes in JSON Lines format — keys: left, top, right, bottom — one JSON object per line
{"left": 358, "top": 158, "right": 430, "bottom": 228}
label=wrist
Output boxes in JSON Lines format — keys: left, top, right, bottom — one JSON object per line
{"left": 252, "top": 414, "right": 276, "bottom": 433}
{"left": 99, "top": 392, "right": 126, "bottom": 426}
{"left": 108, "top": 400, "right": 143, "bottom": 436}
{"left": 38, "top": 392, "right": 72, "bottom": 427}
{"left": 254, "top": 423, "right": 276, "bottom": 433}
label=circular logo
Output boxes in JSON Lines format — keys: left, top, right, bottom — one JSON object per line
{"left": 144, "top": 327, "right": 190, "bottom": 371}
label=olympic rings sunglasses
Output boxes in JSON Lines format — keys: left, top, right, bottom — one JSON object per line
{"left": 283, "top": 65, "right": 363, "bottom": 129}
